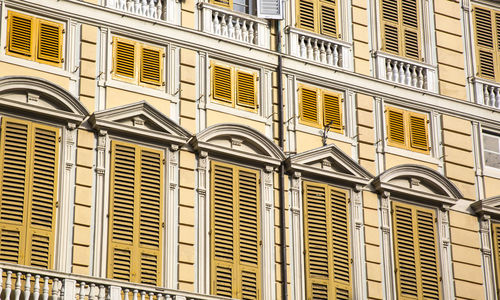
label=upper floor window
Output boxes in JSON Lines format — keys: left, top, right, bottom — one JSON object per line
{"left": 107, "top": 140, "right": 164, "bottom": 285}
{"left": 296, "top": 0, "right": 339, "bottom": 39}
{"left": 112, "top": 37, "right": 165, "bottom": 89}
{"left": 211, "top": 61, "right": 259, "bottom": 112}
{"left": 0, "top": 117, "right": 60, "bottom": 269}
{"left": 483, "top": 131, "right": 500, "bottom": 169}
{"left": 210, "top": 161, "right": 261, "bottom": 298}
{"left": 385, "top": 106, "right": 430, "bottom": 154}
{"left": 298, "top": 84, "right": 343, "bottom": 133}
{"left": 392, "top": 201, "right": 441, "bottom": 299}
{"left": 212, "top": 0, "right": 256, "bottom": 14}
{"left": 6, "top": 11, "right": 64, "bottom": 67}
{"left": 380, "top": 0, "right": 420, "bottom": 61}
{"left": 473, "top": 5, "right": 500, "bottom": 82}
{"left": 303, "top": 181, "right": 351, "bottom": 299}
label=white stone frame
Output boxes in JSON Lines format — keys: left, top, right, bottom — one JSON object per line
{"left": 191, "top": 123, "right": 284, "bottom": 298}
{"left": 0, "top": 76, "right": 89, "bottom": 273}
{"left": 89, "top": 101, "right": 191, "bottom": 288}
{"left": 285, "top": 144, "right": 373, "bottom": 300}
{"left": 373, "top": 164, "right": 463, "bottom": 300}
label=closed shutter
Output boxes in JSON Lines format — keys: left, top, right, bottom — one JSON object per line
{"left": 114, "top": 38, "right": 136, "bottom": 79}
{"left": 386, "top": 107, "right": 406, "bottom": 148}
{"left": 213, "top": 64, "right": 233, "bottom": 104}
{"left": 108, "top": 141, "right": 163, "bottom": 284}
{"left": 491, "top": 223, "right": 500, "bottom": 299}
{"left": 257, "top": 0, "right": 283, "bottom": 19}
{"left": 7, "top": 11, "right": 35, "bottom": 58}
{"left": 303, "top": 182, "right": 351, "bottom": 300}
{"left": 236, "top": 71, "right": 257, "bottom": 110}
{"left": 211, "top": 162, "right": 261, "bottom": 299}
{"left": 319, "top": 0, "right": 338, "bottom": 38}
{"left": 0, "top": 118, "right": 59, "bottom": 269}
{"left": 381, "top": 0, "right": 400, "bottom": 55}
{"left": 392, "top": 202, "right": 440, "bottom": 300}
{"left": 473, "top": 6, "right": 499, "bottom": 81}
{"left": 297, "top": 0, "right": 316, "bottom": 32}
{"left": 140, "top": 46, "right": 163, "bottom": 86}
{"left": 408, "top": 112, "right": 429, "bottom": 153}
{"left": 37, "top": 19, "right": 63, "bottom": 65}
{"left": 300, "top": 86, "right": 319, "bottom": 126}
{"left": 323, "top": 92, "right": 342, "bottom": 133}
{"left": 401, "top": 0, "right": 420, "bottom": 60}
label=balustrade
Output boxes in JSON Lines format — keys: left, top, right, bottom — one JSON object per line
{"left": 106, "top": 0, "right": 166, "bottom": 20}
{"left": 474, "top": 79, "right": 500, "bottom": 109}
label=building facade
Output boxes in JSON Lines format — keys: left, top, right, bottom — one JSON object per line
{"left": 0, "top": 0, "right": 499, "bottom": 299}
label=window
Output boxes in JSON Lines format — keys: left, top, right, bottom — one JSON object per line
{"left": 303, "top": 181, "right": 351, "bottom": 299}
{"left": 0, "top": 117, "right": 59, "bottom": 268}
{"left": 211, "top": 0, "right": 255, "bottom": 14}
{"left": 491, "top": 223, "right": 500, "bottom": 296}
{"left": 473, "top": 5, "right": 500, "bottom": 82}
{"left": 296, "top": 0, "right": 339, "bottom": 38}
{"left": 6, "top": 11, "right": 64, "bottom": 67}
{"left": 483, "top": 131, "right": 500, "bottom": 169}
{"left": 385, "top": 106, "right": 429, "bottom": 154}
{"left": 298, "top": 84, "right": 343, "bottom": 132}
{"left": 380, "top": 0, "right": 420, "bottom": 60}
{"left": 108, "top": 141, "right": 164, "bottom": 285}
{"left": 211, "top": 62, "right": 259, "bottom": 112}
{"left": 210, "top": 161, "right": 260, "bottom": 299}
{"left": 392, "top": 201, "right": 441, "bottom": 299}
{"left": 112, "top": 37, "right": 164, "bottom": 88}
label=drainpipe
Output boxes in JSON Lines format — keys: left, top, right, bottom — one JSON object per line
{"left": 275, "top": 18, "right": 288, "bottom": 300}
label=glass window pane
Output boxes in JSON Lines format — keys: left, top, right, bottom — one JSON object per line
{"left": 483, "top": 134, "right": 500, "bottom": 152}
{"left": 485, "top": 151, "right": 500, "bottom": 169}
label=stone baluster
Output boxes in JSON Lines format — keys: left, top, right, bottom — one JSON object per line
{"left": 149, "top": 0, "right": 156, "bottom": 18}
{"left": 157, "top": 293, "right": 163, "bottom": 300}
{"left": 411, "top": 65, "right": 417, "bottom": 87}
{"left": 52, "top": 279, "right": 60, "bottom": 300}
{"left": 404, "top": 64, "right": 411, "bottom": 85}
{"left": 386, "top": 59, "right": 392, "bottom": 80}
{"left": 5, "top": 271, "right": 12, "bottom": 300}
{"left": 417, "top": 67, "right": 424, "bottom": 89}
{"left": 156, "top": 0, "right": 163, "bottom": 19}
{"left": 42, "top": 277, "right": 49, "bottom": 300}
{"left": 98, "top": 285, "right": 106, "bottom": 300}
{"left": 398, "top": 62, "right": 405, "bottom": 84}
{"left": 24, "top": 274, "right": 31, "bottom": 300}
{"left": 313, "top": 40, "right": 319, "bottom": 61}
{"left": 126, "top": 0, "right": 134, "bottom": 12}
{"left": 14, "top": 272, "right": 21, "bottom": 300}
{"left": 484, "top": 85, "right": 490, "bottom": 106}
{"left": 134, "top": 0, "right": 141, "bottom": 14}
{"left": 332, "top": 44, "right": 339, "bottom": 66}
{"left": 221, "top": 15, "right": 228, "bottom": 37}
{"left": 495, "top": 87, "right": 500, "bottom": 108}
{"left": 141, "top": 0, "right": 149, "bottom": 17}
{"left": 33, "top": 275, "right": 40, "bottom": 300}
{"left": 228, "top": 16, "right": 235, "bottom": 39}
{"left": 248, "top": 22, "right": 254, "bottom": 44}
{"left": 140, "top": 291, "right": 146, "bottom": 300}
{"left": 319, "top": 41, "right": 326, "bottom": 63}
{"left": 242, "top": 21, "right": 249, "bottom": 42}
{"left": 165, "top": 295, "right": 171, "bottom": 300}
{"left": 124, "top": 289, "right": 130, "bottom": 300}
{"left": 79, "top": 282, "right": 86, "bottom": 300}
{"left": 118, "top": 0, "right": 127, "bottom": 10}
{"left": 235, "top": 18, "right": 242, "bottom": 41}
{"left": 213, "top": 12, "right": 220, "bottom": 35}
{"left": 324, "top": 43, "right": 332, "bottom": 65}
{"left": 392, "top": 61, "right": 398, "bottom": 82}
{"left": 148, "top": 292, "right": 154, "bottom": 300}
{"left": 422, "top": 69, "right": 427, "bottom": 89}
{"left": 133, "top": 289, "right": 138, "bottom": 300}
{"left": 299, "top": 36, "right": 306, "bottom": 58}
{"left": 306, "top": 38, "right": 313, "bottom": 60}
{"left": 89, "top": 284, "right": 97, "bottom": 300}
{"left": 489, "top": 87, "right": 496, "bottom": 107}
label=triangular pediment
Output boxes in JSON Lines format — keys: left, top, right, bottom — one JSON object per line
{"left": 286, "top": 144, "right": 373, "bottom": 185}
{"left": 89, "top": 101, "right": 191, "bottom": 144}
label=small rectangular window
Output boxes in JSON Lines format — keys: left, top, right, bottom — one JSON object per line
{"left": 483, "top": 132, "right": 500, "bottom": 169}
{"left": 386, "top": 106, "right": 429, "bottom": 154}
{"left": 296, "top": 0, "right": 339, "bottom": 38}
{"left": 473, "top": 5, "right": 500, "bottom": 82}
{"left": 298, "top": 84, "right": 343, "bottom": 133}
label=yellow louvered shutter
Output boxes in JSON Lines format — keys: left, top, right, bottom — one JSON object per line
{"left": 37, "top": 19, "right": 63, "bottom": 66}
{"left": 381, "top": 0, "right": 400, "bottom": 55}
{"left": 304, "top": 182, "right": 351, "bottom": 300}
{"left": 140, "top": 46, "right": 163, "bottom": 86}
{"left": 323, "top": 92, "right": 342, "bottom": 133}
{"left": 474, "top": 6, "right": 500, "bottom": 81}
{"left": 386, "top": 107, "right": 406, "bottom": 148}
{"left": 114, "top": 38, "right": 136, "bottom": 79}
{"left": 408, "top": 112, "right": 429, "bottom": 153}
{"left": 211, "top": 162, "right": 261, "bottom": 299}
{"left": 211, "top": 0, "right": 232, "bottom": 9}
{"left": 0, "top": 118, "right": 59, "bottom": 269}
{"left": 297, "top": 0, "right": 317, "bottom": 32}
{"left": 319, "top": 0, "right": 338, "bottom": 38}
{"left": 236, "top": 71, "right": 257, "bottom": 110}
{"left": 401, "top": 0, "right": 420, "bottom": 60}
{"left": 108, "top": 141, "right": 163, "bottom": 284}
{"left": 7, "top": 11, "right": 35, "bottom": 58}
{"left": 491, "top": 223, "right": 500, "bottom": 298}
{"left": 392, "top": 202, "right": 441, "bottom": 300}
{"left": 213, "top": 64, "right": 233, "bottom": 104}
{"left": 300, "top": 86, "right": 319, "bottom": 126}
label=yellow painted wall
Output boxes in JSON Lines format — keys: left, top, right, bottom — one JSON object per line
{"left": 206, "top": 109, "right": 267, "bottom": 134}
{"left": 105, "top": 87, "right": 171, "bottom": 116}
{"left": 0, "top": 61, "right": 70, "bottom": 90}
{"left": 384, "top": 153, "right": 439, "bottom": 170}
{"left": 363, "top": 191, "right": 383, "bottom": 300}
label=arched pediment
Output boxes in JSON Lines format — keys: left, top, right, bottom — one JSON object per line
{"left": 286, "top": 144, "right": 373, "bottom": 185}
{"left": 373, "top": 164, "right": 463, "bottom": 205}
{"left": 0, "top": 76, "right": 88, "bottom": 123}
{"left": 89, "top": 101, "right": 191, "bottom": 145}
{"left": 191, "top": 124, "right": 285, "bottom": 166}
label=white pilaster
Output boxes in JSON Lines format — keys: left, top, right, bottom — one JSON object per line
{"left": 195, "top": 151, "right": 209, "bottom": 293}
{"left": 380, "top": 192, "right": 394, "bottom": 300}
{"left": 166, "top": 145, "right": 179, "bottom": 289}
{"left": 93, "top": 130, "right": 108, "bottom": 277}
{"left": 262, "top": 166, "right": 276, "bottom": 300}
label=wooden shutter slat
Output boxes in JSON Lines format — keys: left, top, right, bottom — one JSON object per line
{"left": 236, "top": 71, "right": 257, "bottom": 109}
{"left": 416, "top": 209, "right": 440, "bottom": 299}
{"left": 300, "top": 87, "right": 319, "bottom": 125}
{"left": 330, "top": 188, "right": 350, "bottom": 287}
{"left": 140, "top": 46, "right": 162, "bottom": 86}
{"left": 214, "top": 264, "right": 233, "bottom": 297}
{"left": 381, "top": 0, "right": 399, "bottom": 55}
{"left": 297, "top": 0, "right": 316, "bottom": 32}
{"left": 37, "top": 19, "right": 63, "bottom": 64}
{"left": 0, "top": 229, "right": 22, "bottom": 263}
{"left": 474, "top": 6, "right": 498, "bottom": 80}
{"left": 409, "top": 112, "right": 429, "bottom": 152}
{"left": 212, "top": 163, "right": 234, "bottom": 262}
{"left": 401, "top": 0, "right": 419, "bottom": 60}
{"left": 115, "top": 39, "right": 136, "bottom": 79}
{"left": 213, "top": 65, "right": 233, "bottom": 104}
{"left": 491, "top": 223, "right": 500, "bottom": 299}
{"left": 323, "top": 92, "right": 342, "bottom": 132}
{"left": 387, "top": 108, "right": 406, "bottom": 147}
{"left": 320, "top": 4, "right": 337, "bottom": 38}
{"left": 7, "top": 12, "right": 34, "bottom": 57}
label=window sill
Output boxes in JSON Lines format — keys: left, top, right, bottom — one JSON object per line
{"left": 206, "top": 101, "right": 267, "bottom": 123}
{"left": 295, "top": 123, "right": 354, "bottom": 145}
{"left": 483, "top": 166, "right": 500, "bottom": 179}
{"left": 384, "top": 144, "right": 440, "bottom": 166}
{"left": 103, "top": 79, "right": 177, "bottom": 103}
{"left": 0, "top": 54, "right": 75, "bottom": 81}
{"left": 198, "top": 2, "right": 270, "bottom": 49}
{"left": 374, "top": 51, "right": 438, "bottom": 93}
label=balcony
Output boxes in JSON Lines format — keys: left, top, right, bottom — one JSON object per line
{"left": 473, "top": 78, "right": 500, "bottom": 109}
{"left": 374, "top": 51, "right": 437, "bottom": 92}
{"left": 286, "top": 28, "right": 352, "bottom": 70}
{"left": 0, "top": 263, "right": 229, "bottom": 300}
{"left": 199, "top": 3, "right": 270, "bottom": 48}
{"left": 104, "top": 0, "right": 166, "bottom": 20}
